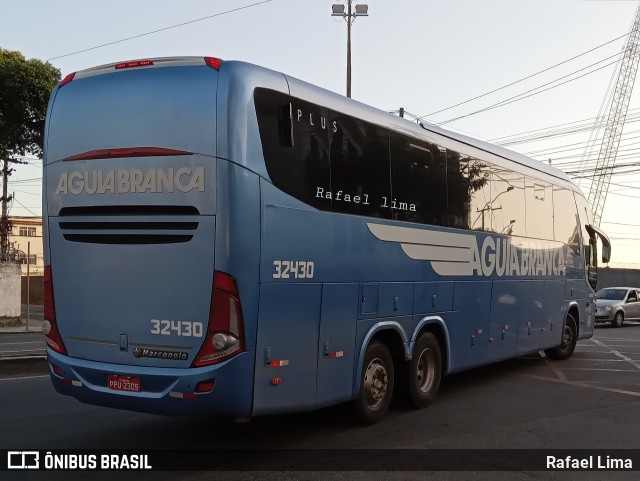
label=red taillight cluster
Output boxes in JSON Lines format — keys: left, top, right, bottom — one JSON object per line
{"left": 204, "top": 57, "right": 222, "bottom": 70}
{"left": 43, "top": 266, "right": 67, "bottom": 355}
{"left": 62, "top": 147, "right": 192, "bottom": 161}
{"left": 192, "top": 272, "right": 245, "bottom": 367}
{"left": 59, "top": 72, "right": 76, "bottom": 88}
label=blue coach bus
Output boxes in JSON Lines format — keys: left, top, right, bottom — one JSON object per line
{"left": 43, "top": 57, "right": 611, "bottom": 423}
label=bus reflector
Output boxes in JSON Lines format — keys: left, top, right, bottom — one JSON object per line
{"left": 192, "top": 271, "right": 245, "bottom": 367}
{"left": 43, "top": 266, "right": 67, "bottom": 355}
{"left": 204, "top": 57, "right": 222, "bottom": 70}
{"left": 115, "top": 60, "right": 154, "bottom": 69}
{"left": 195, "top": 380, "right": 215, "bottom": 393}
{"left": 59, "top": 72, "right": 76, "bottom": 88}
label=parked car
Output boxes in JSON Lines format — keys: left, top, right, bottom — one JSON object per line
{"left": 595, "top": 287, "right": 640, "bottom": 327}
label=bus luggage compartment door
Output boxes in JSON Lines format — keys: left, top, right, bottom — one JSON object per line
{"left": 253, "top": 283, "right": 322, "bottom": 415}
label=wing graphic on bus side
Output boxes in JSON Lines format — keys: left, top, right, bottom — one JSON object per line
{"left": 367, "top": 223, "right": 476, "bottom": 276}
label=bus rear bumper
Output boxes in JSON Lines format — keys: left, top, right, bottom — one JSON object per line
{"left": 46, "top": 348, "right": 254, "bottom": 417}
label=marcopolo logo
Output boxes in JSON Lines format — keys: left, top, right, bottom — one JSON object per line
{"left": 7, "top": 451, "right": 40, "bottom": 469}
{"left": 54, "top": 167, "right": 205, "bottom": 196}
{"left": 133, "top": 347, "right": 188, "bottom": 361}
{"left": 367, "top": 223, "right": 568, "bottom": 278}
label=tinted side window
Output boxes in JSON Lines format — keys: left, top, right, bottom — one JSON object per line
{"left": 490, "top": 166, "right": 525, "bottom": 236}
{"left": 329, "top": 112, "right": 391, "bottom": 218}
{"left": 467, "top": 160, "right": 493, "bottom": 231}
{"left": 255, "top": 88, "right": 331, "bottom": 209}
{"left": 553, "top": 187, "right": 580, "bottom": 254}
{"left": 446, "top": 151, "right": 472, "bottom": 229}
{"left": 390, "top": 134, "right": 447, "bottom": 226}
{"left": 525, "top": 177, "right": 554, "bottom": 240}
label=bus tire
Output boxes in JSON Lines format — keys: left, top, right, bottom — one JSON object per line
{"left": 409, "top": 332, "right": 442, "bottom": 409}
{"left": 544, "top": 313, "right": 577, "bottom": 361}
{"left": 354, "top": 341, "right": 394, "bottom": 424}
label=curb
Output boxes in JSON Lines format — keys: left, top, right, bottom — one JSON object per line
{"left": 0, "top": 352, "right": 46, "bottom": 361}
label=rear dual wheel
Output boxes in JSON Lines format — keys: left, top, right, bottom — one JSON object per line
{"left": 409, "top": 333, "right": 442, "bottom": 409}
{"left": 354, "top": 341, "right": 394, "bottom": 424}
{"left": 354, "top": 334, "right": 443, "bottom": 423}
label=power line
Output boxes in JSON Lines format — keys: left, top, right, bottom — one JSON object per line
{"left": 416, "top": 32, "right": 630, "bottom": 121}
{"left": 47, "top": 1, "right": 274, "bottom": 61}
{"left": 436, "top": 58, "right": 620, "bottom": 126}
{"left": 11, "top": 197, "right": 39, "bottom": 217}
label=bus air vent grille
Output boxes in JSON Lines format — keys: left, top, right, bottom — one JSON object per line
{"left": 57, "top": 205, "right": 200, "bottom": 245}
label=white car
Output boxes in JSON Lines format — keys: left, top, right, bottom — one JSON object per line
{"left": 595, "top": 287, "right": 640, "bottom": 328}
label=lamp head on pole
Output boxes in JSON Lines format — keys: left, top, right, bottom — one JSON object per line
{"left": 354, "top": 4, "right": 369, "bottom": 16}
{"left": 331, "top": 4, "right": 345, "bottom": 16}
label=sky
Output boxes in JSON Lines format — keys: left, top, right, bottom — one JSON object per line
{"left": 3, "top": 0, "right": 640, "bottom": 265}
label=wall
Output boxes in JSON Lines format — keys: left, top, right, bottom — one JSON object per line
{"left": 0, "top": 263, "right": 21, "bottom": 324}
{"left": 21, "top": 275, "right": 44, "bottom": 305}
{"left": 598, "top": 268, "right": 640, "bottom": 290}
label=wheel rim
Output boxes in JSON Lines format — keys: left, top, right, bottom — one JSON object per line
{"left": 416, "top": 347, "right": 436, "bottom": 394}
{"left": 363, "top": 357, "right": 389, "bottom": 409}
{"left": 616, "top": 313, "right": 623, "bottom": 326}
{"left": 561, "top": 323, "right": 573, "bottom": 349}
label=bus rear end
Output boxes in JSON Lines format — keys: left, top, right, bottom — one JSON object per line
{"left": 43, "top": 57, "right": 254, "bottom": 416}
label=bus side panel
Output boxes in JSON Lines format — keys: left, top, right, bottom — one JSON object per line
{"left": 316, "top": 283, "right": 359, "bottom": 408}
{"left": 488, "top": 281, "right": 518, "bottom": 362}
{"left": 566, "top": 277, "right": 591, "bottom": 339}
{"left": 564, "top": 278, "right": 593, "bottom": 339}
{"left": 447, "top": 281, "right": 492, "bottom": 373}
{"left": 414, "top": 282, "right": 454, "bottom": 315}
{"left": 253, "top": 283, "right": 321, "bottom": 414}
{"left": 215, "top": 160, "right": 262, "bottom": 354}
{"left": 516, "top": 281, "right": 545, "bottom": 355}
{"left": 542, "top": 280, "right": 566, "bottom": 349}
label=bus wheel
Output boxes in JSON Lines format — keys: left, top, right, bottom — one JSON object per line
{"left": 409, "top": 332, "right": 442, "bottom": 409}
{"left": 354, "top": 341, "right": 394, "bottom": 424}
{"left": 544, "top": 314, "right": 577, "bottom": 361}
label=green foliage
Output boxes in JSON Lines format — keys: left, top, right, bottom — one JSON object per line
{"left": 0, "top": 49, "right": 61, "bottom": 159}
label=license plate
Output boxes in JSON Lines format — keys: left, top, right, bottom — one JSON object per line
{"left": 107, "top": 375, "right": 141, "bottom": 392}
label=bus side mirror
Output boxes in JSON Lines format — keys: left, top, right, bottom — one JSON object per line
{"left": 586, "top": 224, "right": 611, "bottom": 264}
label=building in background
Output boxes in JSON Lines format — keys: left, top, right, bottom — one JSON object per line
{"left": 8, "top": 216, "right": 44, "bottom": 276}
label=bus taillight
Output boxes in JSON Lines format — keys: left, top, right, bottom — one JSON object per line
{"left": 204, "top": 57, "right": 222, "bottom": 70}
{"left": 58, "top": 72, "right": 76, "bottom": 88}
{"left": 192, "top": 271, "right": 245, "bottom": 367}
{"left": 115, "top": 60, "right": 154, "bottom": 69}
{"left": 43, "top": 266, "right": 67, "bottom": 355}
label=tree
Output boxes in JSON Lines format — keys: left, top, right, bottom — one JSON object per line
{"left": 0, "top": 49, "right": 60, "bottom": 159}
{"left": 0, "top": 50, "right": 60, "bottom": 260}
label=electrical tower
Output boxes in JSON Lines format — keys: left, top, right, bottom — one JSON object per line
{"left": 586, "top": 3, "right": 640, "bottom": 227}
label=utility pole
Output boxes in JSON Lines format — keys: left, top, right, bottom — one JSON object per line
{"left": 1, "top": 156, "right": 27, "bottom": 261}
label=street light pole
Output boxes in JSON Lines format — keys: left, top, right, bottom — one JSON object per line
{"left": 332, "top": 1, "right": 369, "bottom": 98}
{"left": 346, "top": 0, "right": 352, "bottom": 98}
